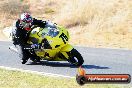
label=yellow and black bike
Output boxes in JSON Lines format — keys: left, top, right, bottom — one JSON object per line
{"left": 12, "top": 22, "right": 84, "bottom": 66}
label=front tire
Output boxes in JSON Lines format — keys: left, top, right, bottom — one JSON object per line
{"left": 67, "top": 48, "right": 84, "bottom": 66}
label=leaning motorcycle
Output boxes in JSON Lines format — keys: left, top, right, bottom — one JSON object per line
{"left": 11, "top": 22, "right": 84, "bottom": 66}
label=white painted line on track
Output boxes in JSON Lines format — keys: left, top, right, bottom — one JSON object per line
{"left": 0, "top": 66, "right": 75, "bottom": 79}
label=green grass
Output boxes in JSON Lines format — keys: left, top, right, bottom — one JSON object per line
{"left": 0, "top": 68, "right": 131, "bottom": 88}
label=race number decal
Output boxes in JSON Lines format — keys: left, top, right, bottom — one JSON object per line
{"left": 59, "top": 33, "right": 68, "bottom": 44}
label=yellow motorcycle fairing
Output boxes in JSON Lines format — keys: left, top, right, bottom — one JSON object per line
{"left": 27, "top": 25, "right": 73, "bottom": 61}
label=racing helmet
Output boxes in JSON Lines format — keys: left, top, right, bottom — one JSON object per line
{"left": 20, "top": 12, "right": 33, "bottom": 31}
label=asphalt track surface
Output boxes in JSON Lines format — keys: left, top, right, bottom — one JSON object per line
{"left": 0, "top": 41, "right": 132, "bottom": 80}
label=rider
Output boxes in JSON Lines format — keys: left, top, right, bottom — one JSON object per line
{"left": 12, "top": 12, "right": 47, "bottom": 64}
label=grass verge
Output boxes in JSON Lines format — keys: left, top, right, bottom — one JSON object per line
{"left": 0, "top": 68, "right": 131, "bottom": 88}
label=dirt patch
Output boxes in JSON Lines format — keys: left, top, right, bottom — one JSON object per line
{"left": 0, "top": 0, "right": 131, "bottom": 50}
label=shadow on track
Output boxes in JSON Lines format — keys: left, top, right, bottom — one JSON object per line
{"left": 26, "top": 60, "right": 109, "bottom": 69}
{"left": 82, "top": 65, "right": 110, "bottom": 69}
{"left": 26, "top": 61, "right": 73, "bottom": 67}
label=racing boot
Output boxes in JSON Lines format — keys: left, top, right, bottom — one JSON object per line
{"left": 30, "top": 56, "right": 41, "bottom": 63}
{"left": 21, "top": 58, "right": 28, "bottom": 64}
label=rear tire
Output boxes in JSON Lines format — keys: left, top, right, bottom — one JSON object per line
{"left": 67, "top": 48, "right": 84, "bottom": 66}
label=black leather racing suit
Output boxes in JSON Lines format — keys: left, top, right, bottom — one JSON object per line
{"left": 13, "top": 18, "right": 46, "bottom": 64}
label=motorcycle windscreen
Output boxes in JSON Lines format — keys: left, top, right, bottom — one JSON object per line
{"left": 38, "top": 25, "right": 59, "bottom": 38}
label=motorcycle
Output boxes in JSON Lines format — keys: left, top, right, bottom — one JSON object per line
{"left": 10, "top": 21, "right": 84, "bottom": 66}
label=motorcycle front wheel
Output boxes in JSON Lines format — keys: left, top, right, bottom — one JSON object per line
{"left": 67, "top": 48, "right": 84, "bottom": 66}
